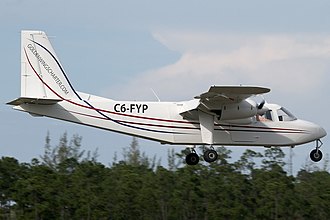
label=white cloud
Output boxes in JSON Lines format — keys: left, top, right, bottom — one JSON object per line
{"left": 105, "top": 31, "right": 330, "bottom": 101}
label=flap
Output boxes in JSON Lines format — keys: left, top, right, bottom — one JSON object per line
{"left": 178, "top": 99, "right": 200, "bottom": 114}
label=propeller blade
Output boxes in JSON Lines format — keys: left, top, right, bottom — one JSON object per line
{"left": 257, "top": 100, "right": 265, "bottom": 109}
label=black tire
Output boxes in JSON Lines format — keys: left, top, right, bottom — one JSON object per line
{"left": 186, "top": 153, "right": 199, "bottom": 165}
{"left": 310, "top": 149, "right": 323, "bottom": 162}
{"left": 203, "top": 149, "right": 218, "bottom": 163}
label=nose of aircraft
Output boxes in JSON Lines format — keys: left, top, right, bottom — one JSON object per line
{"left": 317, "top": 126, "right": 327, "bottom": 139}
{"left": 308, "top": 122, "right": 327, "bottom": 140}
{"left": 297, "top": 120, "right": 327, "bottom": 144}
{"left": 293, "top": 120, "right": 327, "bottom": 145}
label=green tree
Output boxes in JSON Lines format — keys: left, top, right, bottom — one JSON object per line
{"left": 13, "top": 163, "right": 58, "bottom": 219}
{"left": 201, "top": 155, "right": 250, "bottom": 219}
{"left": 167, "top": 148, "right": 180, "bottom": 171}
{"left": 235, "top": 149, "right": 263, "bottom": 174}
{"left": 4, "top": 131, "right": 330, "bottom": 219}
{"left": 295, "top": 170, "right": 330, "bottom": 219}
{"left": 0, "top": 157, "right": 27, "bottom": 217}
{"left": 262, "top": 147, "right": 285, "bottom": 169}
{"left": 70, "top": 161, "right": 109, "bottom": 219}
{"left": 41, "top": 132, "right": 98, "bottom": 170}
{"left": 250, "top": 165, "right": 297, "bottom": 219}
{"left": 105, "top": 163, "right": 156, "bottom": 220}
{"left": 172, "top": 165, "right": 205, "bottom": 220}
{"left": 122, "top": 137, "right": 158, "bottom": 169}
{"left": 154, "top": 166, "right": 177, "bottom": 220}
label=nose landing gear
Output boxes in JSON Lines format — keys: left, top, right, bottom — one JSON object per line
{"left": 310, "top": 139, "right": 323, "bottom": 162}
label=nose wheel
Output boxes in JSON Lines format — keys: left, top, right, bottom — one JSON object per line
{"left": 310, "top": 139, "right": 323, "bottom": 162}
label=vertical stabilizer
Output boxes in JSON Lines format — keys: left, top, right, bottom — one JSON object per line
{"left": 21, "top": 30, "right": 75, "bottom": 100}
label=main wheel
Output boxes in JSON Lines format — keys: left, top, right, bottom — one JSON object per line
{"left": 186, "top": 153, "right": 199, "bottom": 165}
{"left": 310, "top": 149, "right": 323, "bottom": 162}
{"left": 203, "top": 149, "right": 218, "bottom": 163}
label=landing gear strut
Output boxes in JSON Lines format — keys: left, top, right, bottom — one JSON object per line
{"left": 203, "top": 146, "right": 218, "bottom": 163}
{"left": 185, "top": 148, "right": 199, "bottom": 165}
{"left": 310, "top": 139, "right": 323, "bottom": 162}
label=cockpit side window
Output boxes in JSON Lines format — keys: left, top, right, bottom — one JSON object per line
{"left": 264, "top": 110, "right": 273, "bottom": 121}
{"left": 277, "top": 107, "right": 296, "bottom": 121}
{"left": 256, "top": 110, "right": 273, "bottom": 122}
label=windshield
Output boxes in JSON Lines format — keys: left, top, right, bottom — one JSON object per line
{"left": 277, "top": 107, "right": 296, "bottom": 121}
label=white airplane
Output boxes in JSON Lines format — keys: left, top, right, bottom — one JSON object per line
{"left": 8, "top": 30, "right": 327, "bottom": 165}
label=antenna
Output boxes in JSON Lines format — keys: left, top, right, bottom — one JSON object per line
{"left": 150, "top": 88, "right": 161, "bottom": 102}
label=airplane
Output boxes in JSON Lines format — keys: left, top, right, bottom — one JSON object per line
{"left": 8, "top": 30, "right": 327, "bottom": 165}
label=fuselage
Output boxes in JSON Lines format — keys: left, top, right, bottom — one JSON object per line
{"left": 14, "top": 92, "right": 326, "bottom": 147}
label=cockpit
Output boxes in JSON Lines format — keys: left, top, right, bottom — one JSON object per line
{"left": 257, "top": 104, "right": 297, "bottom": 122}
{"left": 277, "top": 107, "right": 296, "bottom": 121}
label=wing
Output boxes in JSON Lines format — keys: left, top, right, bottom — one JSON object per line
{"left": 195, "top": 86, "right": 270, "bottom": 104}
{"left": 180, "top": 86, "right": 270, "bottom": 118}
{"left": 198, "top": 86, "right": 270, "bottom": 111}
{"left": 180, "top": 86, "right": 270, "bottom": 144}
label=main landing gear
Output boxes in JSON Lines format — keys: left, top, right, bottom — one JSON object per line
{"left": 203, "top": 146, "right": 218, "bottom": 163}
{"left": 185, "top": 146, "right": 218, "bottom": 165}
{"left": 185, "top": 149, "right": 199, "bottom": 165}
{"left": 310, "top": 139, "right": 323, "bottom": 162}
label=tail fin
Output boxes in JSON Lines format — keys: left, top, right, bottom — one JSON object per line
{"left": 20, "top": 30, "right": 76, "bottom": 100}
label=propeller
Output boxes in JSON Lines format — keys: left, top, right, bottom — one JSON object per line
{"left": 256, "top": 97, "right": 268, "bottom": 115}
{"left": 257, "top": 99, "right": 265, "bottom": 110}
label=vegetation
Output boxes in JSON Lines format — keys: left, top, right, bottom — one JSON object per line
{"left": 0, "top": 133, "right": 330, "bottom": 219}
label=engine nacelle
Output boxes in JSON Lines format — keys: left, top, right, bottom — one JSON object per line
{"left": 214, "top": 99, "right": 257, "bottom": 121}
{"left": 222, "top": 117, "right": 254, "bottom": 125}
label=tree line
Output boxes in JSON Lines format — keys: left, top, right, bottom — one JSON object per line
{"left": 0, "top": 132, "right": 330, "bottom": 219}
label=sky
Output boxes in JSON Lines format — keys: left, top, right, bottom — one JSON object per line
{"left": 1, "top": 0, "right": 330, "bottom": 174}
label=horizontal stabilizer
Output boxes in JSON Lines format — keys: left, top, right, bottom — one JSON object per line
{"left": 7, "top": 97, "right": 61, "bottom": 106}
